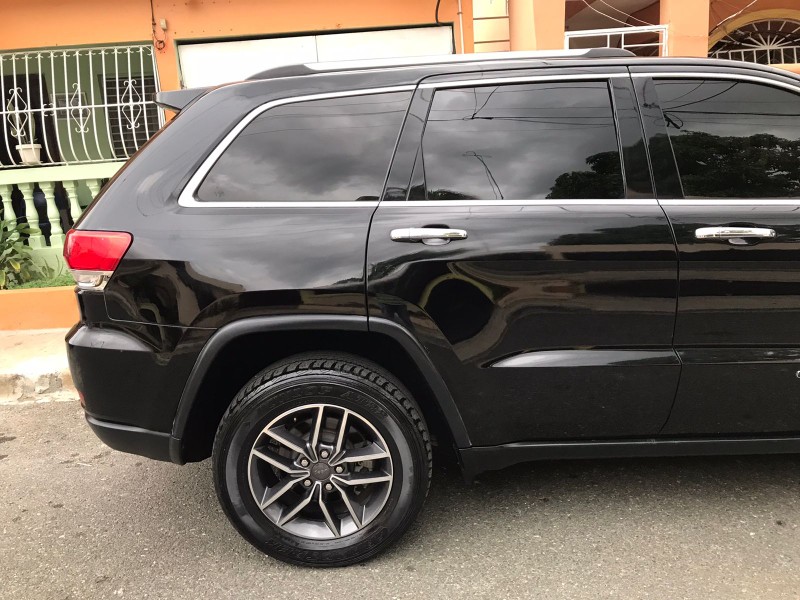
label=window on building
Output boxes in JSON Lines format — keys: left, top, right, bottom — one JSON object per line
{"left": 655, "top": 79, "right": 800, "bottom": 198}
{"left": 196, "top": 91, "right": 411, "bottom": 203}
{"left": 419, "top": 81, "right": 624, "bottom": 200}
{"left": 709, "top": 19, "right": 800, "bottom": 65}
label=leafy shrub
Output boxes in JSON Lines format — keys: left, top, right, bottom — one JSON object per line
{"left": 0, "top": 219, "right": 43, "bottom": 289}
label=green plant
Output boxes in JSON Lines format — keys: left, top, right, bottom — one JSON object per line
{"left": 7, "top": 273, "right": 75, "bottom": 290}
{"left": 0, "top": 219, "right": 43, "bottom": 289}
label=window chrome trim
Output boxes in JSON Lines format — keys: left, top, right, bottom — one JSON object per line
{"left": 177, "top": 71, "right": 800, "bottom": 210}
{"left": 382, "top": 199, "right": 658, "bottom": 207}
{"left": 177, "top": 85, "right": 416, "bottom": 208}
{"left": 382, "top": 200, "right": 800, "bottom": 207}
{"left": 630, "top": 71, "right": 800, "bottom": 94}
{"left": 417, "top": 72, "right": 630, "bottom": 90}
{"left": 179, "top": 73, "right": 634, "bottom": 209}
{"left": 660, "top": 199, "right": 800, "bottom": 206}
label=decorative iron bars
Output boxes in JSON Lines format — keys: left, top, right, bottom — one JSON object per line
{"left": 0, "top": 44, "right": 163, "bottom": 169}
{"left": 565, "top": 25, "right": 669, "bottom": 57}
{"left": 710, "top": 19, "right": 800, "bottom": 65}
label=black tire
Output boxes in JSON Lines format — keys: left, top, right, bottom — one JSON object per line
{"left": 212, "top": 352, "right": 432, "bottom": 567}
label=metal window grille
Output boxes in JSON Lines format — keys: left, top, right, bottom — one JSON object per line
{"left": 565, "top": 25, "right": 669, "bottom": 57}
{"left": 0, "top": 44, "right": 164, "bottom": 169}
{"left": 710, "top": 19, "right": 800, "bottom": 65}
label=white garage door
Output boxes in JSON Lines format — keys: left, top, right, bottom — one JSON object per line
{"left": 178, "top": 26, "right": 454, "bottom": 88}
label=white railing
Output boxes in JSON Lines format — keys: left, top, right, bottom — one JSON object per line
{"left": 0, "top": 44, "right": 163, "bottom": 169}
{"left": 565, "top": 25, "right": 669, "bottom": 57}
{"left": 0, "top": 162, "right": 125, "bottom": 261}
{"left": 712, "top": 46, "right": 800, "bottom": 64}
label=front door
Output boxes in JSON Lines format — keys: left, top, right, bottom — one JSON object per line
{"left": 636, "top": 67, "right": 800, "bottom": 435}
{"left": 367, "top": 69, "right": 681, "bottom": 447}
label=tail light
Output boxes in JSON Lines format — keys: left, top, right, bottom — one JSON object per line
{"left": 63, "top": 229, "right": 132, "bottom": 290}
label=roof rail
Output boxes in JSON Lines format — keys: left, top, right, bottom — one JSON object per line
{"left": 247, "top": 48, "right": 635, "bottom": 80}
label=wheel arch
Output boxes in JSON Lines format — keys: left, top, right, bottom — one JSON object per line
{"left": 170, "top": 315, "right": 470, "bottom": 463}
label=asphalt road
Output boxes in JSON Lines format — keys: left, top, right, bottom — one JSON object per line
{"left": 2, "top": 400, "right": 800, "bottom": 600}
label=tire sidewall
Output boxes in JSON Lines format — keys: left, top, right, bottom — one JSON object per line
{"left": 214, "top": 369, "right": 427, "bottom": 566}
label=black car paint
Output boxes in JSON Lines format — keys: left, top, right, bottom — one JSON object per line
{"left": 367, "top": 200, "right": 680, "bottom": 444}
{"left": 632, "top": 64, "right": 800, "bottom": 436}
{"left": 367, "top": 67, "right": 680, "bottom": 445}
{"left": 66, "top": 56, "right": 800, "bottom": 477}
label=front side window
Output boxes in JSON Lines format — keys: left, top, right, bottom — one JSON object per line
{"left": 196, "top": 91, "right": 411, "bottom": 203}
{"left": 420, "top": 81, "right": 624, "bottom": 200}
{"left": 654, "top": 79, "right": 800, "bottom": 198}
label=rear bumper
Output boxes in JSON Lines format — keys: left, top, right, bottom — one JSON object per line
{"left": 85, "top": 414, "right": 175, "bottom": 462}
{"left": 67, "top": 323, "right": 203, "bottom": 464}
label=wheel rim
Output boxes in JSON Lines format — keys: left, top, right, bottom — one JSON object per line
{"left": 247, "top": 403, "right": 394, "bottom": 540}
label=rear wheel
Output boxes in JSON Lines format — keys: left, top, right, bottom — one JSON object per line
{"left": 212, "top": 353, "right": 432, "bottom": 567}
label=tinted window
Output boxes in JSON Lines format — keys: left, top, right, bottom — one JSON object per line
{"left": 420, "top": 81, "right": 624, "bottom": 200}
{"left": 197, "top": 91, "right": 411, "bottom": 202}
{"left": 655, "top": 79, "right": 800, "bottom": 198}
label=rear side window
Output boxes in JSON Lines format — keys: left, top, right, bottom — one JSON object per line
{"left": 654, "top": 79, "right": 800, "bottom": 198}
{"left": 196, "top": 91, "right": 411, "bottom": 203}
{"left": 419, "top": 81, "right": 624, "bottom": 200}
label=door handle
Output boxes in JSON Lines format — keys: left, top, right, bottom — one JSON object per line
{"left": 390, "top": 228, "right": 468, "bottom": 245}
{"left": 695, "top": 226, "right": 776, "bottom": 242}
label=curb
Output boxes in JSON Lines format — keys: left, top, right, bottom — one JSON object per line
{"left": 0, "top": 369, "right": 76, "bottom": 404}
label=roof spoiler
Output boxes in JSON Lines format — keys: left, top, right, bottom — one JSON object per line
{"left": 154, "top": 87, "right": 210, "bottom": 112}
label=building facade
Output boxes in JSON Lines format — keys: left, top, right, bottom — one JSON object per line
{"left": 1, "top": 0, "right": 799, "bottom": 266}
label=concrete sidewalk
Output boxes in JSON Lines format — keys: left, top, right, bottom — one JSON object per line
{"left": 0, "top": 329, "right": 74, "bottom": 404}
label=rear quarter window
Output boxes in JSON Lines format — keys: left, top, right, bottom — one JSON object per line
{"left": 196, "top": 91, "right": 411, "bottom": 203}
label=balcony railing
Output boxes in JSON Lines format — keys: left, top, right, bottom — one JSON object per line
{"left": 1, "top": 44, "right": 163, "bottom": 169}
{"left": 0, "top": 162, "right": 126, "bottom": 265}
{"left": 565, "top": 25, "right": 669, "bottom": 57}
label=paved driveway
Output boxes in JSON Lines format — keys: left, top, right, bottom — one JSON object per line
{"left": 2, "top": 400, "right": 799, "bottom": 599}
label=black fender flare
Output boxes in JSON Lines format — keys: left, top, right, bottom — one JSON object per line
{"left": 169, "top": 314, "right": 471, "bottom": 463}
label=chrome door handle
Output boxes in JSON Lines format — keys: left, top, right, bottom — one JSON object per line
{"left": 390, "top": 228, "right": 468, "bottom": 245}
{"left": 695, "top": 226, "right": 776, "bottom": 241}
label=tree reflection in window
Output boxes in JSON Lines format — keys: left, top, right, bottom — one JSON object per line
{"left": 655, "top": 79, "right": 800, "bottom": 198}
{"left": 421, "top": 81, "right": 624, "bottom": 200}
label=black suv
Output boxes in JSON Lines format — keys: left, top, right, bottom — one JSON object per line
{"left": 65, "top": 48, "right": 800, "bottom": 566}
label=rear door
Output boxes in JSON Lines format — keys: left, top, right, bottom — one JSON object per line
{"left": 633, "top": 65, "right": 800, "bottom": 435}
{"left": 367, "top": 67, "right": 681, "bottom": 447}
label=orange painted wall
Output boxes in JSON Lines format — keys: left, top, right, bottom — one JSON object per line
{"left": 2, "top": 0, "right": 473, "bottom": 91}
{"left": 0, "top": 287, "right": 78, "bottom": 330}
{"left": 2, "top": 0, "right": 151, "bottom": 48}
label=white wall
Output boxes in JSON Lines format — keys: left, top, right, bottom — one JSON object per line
{"left": 178, "top": 26, "right": 454, "bottom": 88}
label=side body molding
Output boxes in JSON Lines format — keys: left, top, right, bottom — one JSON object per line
{"left": 169, "top": 315, "right": 471, "bottom": 463}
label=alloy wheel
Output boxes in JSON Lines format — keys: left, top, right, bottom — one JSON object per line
{"left": 247, "top": 403, "right": 394, "bottom": 539}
